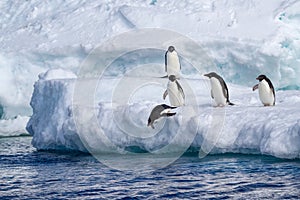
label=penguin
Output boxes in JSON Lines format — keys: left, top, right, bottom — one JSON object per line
{"left": 163, "top": 75, "right": 185, "bottom": 107}
{"left": 204, "top": 72, "right": 234, "bottom": 107}
{"left": 252, "top": 74, "right": 275, "bottom": 106}
{"left": 147, "top": 104, "right": 177, "bottom": 129}
{"left": 165, "top": 46, "right": 181, "bottom": 78}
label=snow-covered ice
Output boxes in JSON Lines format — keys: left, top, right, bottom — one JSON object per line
{"left": 26, "top": 68, "right": 300, "bottom": 159}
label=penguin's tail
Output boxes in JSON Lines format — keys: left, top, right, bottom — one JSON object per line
{"left": 228, "top": 102, "right": 235, "bottom": 106}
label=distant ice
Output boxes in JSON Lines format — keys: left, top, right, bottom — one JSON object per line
{"left": 0, "top": 116, "right": 30, "bottom": 137}
{"left": 38, "top": 68, "right": 77, "bottom": 80}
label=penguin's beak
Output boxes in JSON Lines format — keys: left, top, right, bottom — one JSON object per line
{"left": 204, "top": 74, "right": 209, "bottom": 78}
{"left": 256, "top": 77, "right": 259, "bottom": 80}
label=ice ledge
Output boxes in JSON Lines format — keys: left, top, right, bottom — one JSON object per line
{"left": 27, "top": 72, "right": 300, "bottom": 159}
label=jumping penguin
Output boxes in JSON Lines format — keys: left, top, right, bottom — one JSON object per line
{"left": 147, "top": 104, "right": 177, "bottom": 129}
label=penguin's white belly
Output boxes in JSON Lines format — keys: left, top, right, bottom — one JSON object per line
{"left": 210, "top": 78, "right": 226, "bottom": 106}
{"left": 167, "top": 82, "right": 184, "bottom": 107}
{"left": 167, "top": 52, "right": 180, "bottom": 78}
{"left": 258, "top": 80, "right": 274, "bottom": 105}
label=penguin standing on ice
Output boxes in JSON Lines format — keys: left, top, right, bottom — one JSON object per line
{"left": 165, "top": 46, "right": 181, "bottom": 78}
{"left": 204, "top": 72, "right": 234, "bottom": 107}
{"left": 147, "top": 104, "right": 177, "bottom": 129}
{"left": 163, "top": 75, "right": 185, "bottom": 107}
{"left": 252, "top": 74, "right": 275, "bottom": 106}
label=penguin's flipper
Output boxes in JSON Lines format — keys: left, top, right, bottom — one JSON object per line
{"left": 176, "top": 81, "right": 185, "bottom": 99}
{"left": 162, "top": 112, "right": 176, "bottom": 117}
{"left": 271, "top": 87, "right": 276, "bottom": 105}
{"left": 160, "top": 75, "right": 168, "bottom": 78}
{"left": 161, "top": 104, "right": 177, "bottom": 110}
{"left": 221, "top": 79, "right": 230, "bottom": 100}
{"left": 252, "top": 84, "right": 259, "bottom": 91}
{"left": 265, "top": 77, "right": 275, "bottom": 98}
{"left": 167, "top": 112, "right": 176, "bottom": 117}
{"left": 218, "top": 78, "right": 227, "bottom": 97}
{"left": 266, "top": 78, "right": 276, "bottom": 105}
{"left": 165, "top": 51, "right": 168, "bottom": 72}
{"left": 221, "top": 79, "right": 235, "bottom": 105}
{"left": 163, "top": 90, "right": 168, "bottom": 100}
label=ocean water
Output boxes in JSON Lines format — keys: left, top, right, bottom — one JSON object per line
{"left": 1, "top": 136, "right": 300, "bottom": 199}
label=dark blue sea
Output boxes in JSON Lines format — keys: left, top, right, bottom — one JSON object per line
{"left": 1, "top": 136, "right": 300, "bottom": 199}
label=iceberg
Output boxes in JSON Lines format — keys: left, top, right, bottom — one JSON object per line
{"left": 27, "top": 69, "right": 300, "bottom": 159}
{"left": 1, "top": 0, "right": 300, "bottom": 144}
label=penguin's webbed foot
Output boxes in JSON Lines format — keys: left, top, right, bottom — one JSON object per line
{"left": 263, "top": 104, "right": 273, "bottom": 107}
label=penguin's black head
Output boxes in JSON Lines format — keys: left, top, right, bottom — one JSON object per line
{"left": 168, "top": 46, "right": 175, "bottom": 52}
{"left": 256, "top": 74, "right": 267, "bottom": 81}
{"left": 204, "top": 72, "right": 218, "bottom": 78}
{"left": 168, "top": 75, "right": 176, "bottom": 82}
